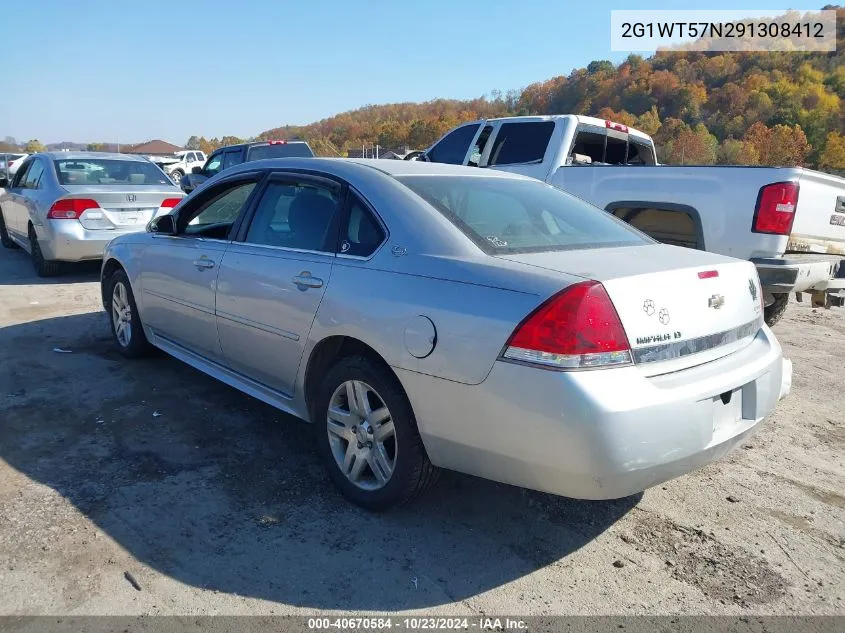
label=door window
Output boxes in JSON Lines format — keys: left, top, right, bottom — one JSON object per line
{"left": 244, "top": 179, "right": 340, "bottom": 252}
{"left": 23, "top": 160, "right": 44, "bottom": 189}
{"left": 339, "top": 195, "right": 385, "bottom": 257}
{"left": 222, "top": 150, "right": 242, "bottom": 170}
{"left": 181, "top": 181, "right": 257, "bottom": 237}
{"left": 10, "top": 160, "right": 32, "bottom": 188}
{"left": 468, "top": 125, "right": 493, "bottom": 167}
{"left": 427, "top": 123, "right": 481, "bottom": 164}
{"left": 487, "top": 122, "right": 554, "bottom": 166}
{"left": 204, "top": 153, "right": 224, "bottom": 176}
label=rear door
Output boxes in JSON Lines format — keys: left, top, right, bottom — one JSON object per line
{"left": 139, "top": 173, "right": 262, "bottom": 362}
{"left": 479, "top": 120, "right": 557, "bottom": 179}
{"left": 215, "top": 172, "right": 343, "bottom": 396}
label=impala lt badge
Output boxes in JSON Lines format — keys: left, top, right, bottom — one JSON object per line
{"left": 708, "top": 294, "right": 725, "bottom": 309}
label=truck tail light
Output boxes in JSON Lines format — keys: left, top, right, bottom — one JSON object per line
{"left": 160, "top": 198, "right": 182, "bottom": 208}
{"left": 753, "top": 182, "right": 799, "bottom": 235}
{"left": 267, "top": 140, "right": 287, "bottom": 145}
{"left": 606, "top": 120, "right": 629, "bottom": 133}
{"left": 502, "top": 281, "right": 632, "bottom": 370}
{"left": 47, "top": 198, "right": 99, "bottom": 219}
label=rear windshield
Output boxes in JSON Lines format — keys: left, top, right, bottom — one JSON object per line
{"left": 247, "top": 143, "right": 314, "bottom": 161}
{"left": 396, "top": 175, "right": 650, "bottom": 254}
{"left": 54, "top": 159, "right": 171, "bottom": 186}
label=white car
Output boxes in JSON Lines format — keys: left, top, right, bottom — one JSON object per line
{"left": 422, "top": 115, "right": 845, "bottom": 325}
{"left": 148, "top": 150, "right": 207, "bottom": 184}
{"left": 0, "top": 153, "right": 28, "bottom": 177}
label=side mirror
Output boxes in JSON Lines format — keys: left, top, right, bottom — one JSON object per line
{"left": 191, "top": 166, "right": 203, "bottom": 174}
{"left": 148, "top": 214, "right": 177, "bottom": 235}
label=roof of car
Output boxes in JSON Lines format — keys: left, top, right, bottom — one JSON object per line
{"left": 41, "top": 151, "right": 153, "bottom": 162}
{"left": 230, "top": 157, "right": 533, "bottom": 180}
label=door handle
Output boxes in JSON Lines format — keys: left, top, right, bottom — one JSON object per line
{"left": 292, "top": 271, "right": 323, "bottom": 289}
{"left": 193, "top": 257, "right": 215, "bottom": 270}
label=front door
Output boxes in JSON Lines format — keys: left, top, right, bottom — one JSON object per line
{"left": 215, "top": 173, "right": 342, "bottom": 396}
{"left": 139, "top": 176, "right": 261, "bottom": 362}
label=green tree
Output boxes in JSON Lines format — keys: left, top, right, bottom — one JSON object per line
{"left": 185, "top": 136, "right": 201, "bottom": 150}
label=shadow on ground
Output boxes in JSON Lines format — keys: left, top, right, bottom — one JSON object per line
{"left": 0, "top": 311, "right": 639, "bottom": 611}
{"left": 0, "top": 247, "right": 102, "bottom": 285}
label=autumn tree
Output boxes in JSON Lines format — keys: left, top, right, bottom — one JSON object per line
{"left": 185, "top": 136, "right": 201, "bottom": 150}
{"left": 819, "top": 131, "right": 845, "bottom": 172}
{"left": 24, "top": 139, "right": 46, "bottom": 153}
{"left": 743, "top": 122, "right": 811, "bottom": 166}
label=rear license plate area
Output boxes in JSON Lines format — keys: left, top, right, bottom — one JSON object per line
{"left": 712, "top": 387, "right": 743, "bottom": 435}
{"left": 109, "top": 208, "right": 152, "bottom": 226}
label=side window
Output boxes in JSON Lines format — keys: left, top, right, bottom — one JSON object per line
{"left": 182, "top": 181, "right": 257, "bottom": 236}
{"left": 340, "top": 195, "right": 385, "bottom": 257}
{"left": 204, "top": 153, "right": 224, "bottom": 176}
{"left": 468, "top": 125, "right": 493, "bottom": 167}
{"left": 626, "top": 141, "right": 656, "bottom": 166}
{"left": 222, "top": 150, "right": 242, "bottom": 170}
{"left": 569, "top": 130, "right": 605, "bottom": 164}
{"left": 11, "top": 160, "right": 32, "bottom": 188}
{"left": 487, "top": 122, "right": 554, "bottom": 166}
{"left": 244, "top": 179, "right": 340, "bottom": 252}
{"left": 23, "top": 160, "right": 44, "bottom": 189}
{"left": 427, "top": 123, "right": 481, "bottom": 165}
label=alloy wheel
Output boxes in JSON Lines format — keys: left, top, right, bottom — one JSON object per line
{"left": 326, "top": 380, "right": 397, "bottom": 490}
{"left": 111, "top": 281, "right": 133, "bottom": 347}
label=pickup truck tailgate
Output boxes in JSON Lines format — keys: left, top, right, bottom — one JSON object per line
{"left": 788, "top": 169, "right": 845, "bottom": 256}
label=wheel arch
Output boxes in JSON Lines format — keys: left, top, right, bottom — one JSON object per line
{"left": 100, "top": 257, "right": 127, "bottom": 310}
{"left": 302, "top": 335, "right": 406, "bottom": 424}
{"left": 604, "top": 200, "right": 706, "bottom": 251}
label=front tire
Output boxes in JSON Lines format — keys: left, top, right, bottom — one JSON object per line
{"left": 313, "top": 355, "right": 439, "bottom": 511}
{"left": 28, "top": 225, "right": 61, "bottom": 277}
{"left": 0, "top": 209, "right": 19, "bottom": 249}
{"left": 106, "top": 269, "right": 152, "bottom": 358}
{"left": 764, "top": 293, "right": 789, "bottom": 327}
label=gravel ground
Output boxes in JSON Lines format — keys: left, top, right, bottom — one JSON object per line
{"left": 0, "top": 246, "right": 842, "bottom": 616}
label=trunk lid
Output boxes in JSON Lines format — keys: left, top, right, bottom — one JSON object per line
{"left": 61, "top": 186, "right": 183, "bottom": 230}
{"left": 500, "top": 245, "right": 765, "bottom": 375}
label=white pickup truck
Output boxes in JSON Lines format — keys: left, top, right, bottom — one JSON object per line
{"left": 147, "top": 150, "right": 207, "bottom": 184}
{"left": 418, "top": 114, "right": 845, "bottom": 325}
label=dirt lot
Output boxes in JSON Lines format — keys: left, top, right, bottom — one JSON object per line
{"left": 0, "top": 246, "right": 843, "bottom": 616}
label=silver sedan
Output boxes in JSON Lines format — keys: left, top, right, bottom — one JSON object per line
{"left": 0, "top": 152, "right": 184, "bottom": 276}
{"left": 100, "top": 158, "right": 791, "bottom": 510}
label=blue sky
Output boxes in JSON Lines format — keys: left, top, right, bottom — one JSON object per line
{"left": 1, "top": 0, "right": 824, "bottom": 145}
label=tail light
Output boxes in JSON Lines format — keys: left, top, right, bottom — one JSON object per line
{"left": 502, "top": 280, "right": 632, "bottom": 370}
{"left": 267, "top": 140, "right": 287, "bottom": 145}
{"left": 160, "top": 198, "right": 182, "bottom": 208}
{"left": 47, "top": 198, "right": 99, "bottom": 219}
{"left": 753, "top": 182, "right": 799, "bottom": 235}
{"left": 606, "top": 120, "right": 629, "bottom": 133}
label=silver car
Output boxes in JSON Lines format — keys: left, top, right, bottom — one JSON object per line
{"left": 100, "top": 158, "right": 790, "bottom": 510}
{"left": 0, "top": 152, "right": 184, "bottom": 276}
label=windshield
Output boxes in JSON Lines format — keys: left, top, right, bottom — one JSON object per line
{"left": 247, "top": 143, "right": 314, "bottom": 161}
{"left": 54, "top": 159, "right": 172, "bottom": 186}
{"left": 396, "top": 175, "right": 650, "bottom": 254}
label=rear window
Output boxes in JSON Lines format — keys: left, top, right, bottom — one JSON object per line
{"left": 397, "top": 175, "right": 649, "bottom": 254}
{"left": 54, "top": 159, "right": 171, "bottom": 186}
{"left": 487, "top": 122, "right": 554, "bottom": 166}
{"left": 247, "top": 143, "right": 315, "bottom": 161}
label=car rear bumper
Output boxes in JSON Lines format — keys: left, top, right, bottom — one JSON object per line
{"left": 37, "top": 221, "right": 143, "bottom": 262}
{"left": 398, "top": 325, "right": 786, "bottom": 500}
{"left": 753, "top": 255, "right": 843, "bottom": 293}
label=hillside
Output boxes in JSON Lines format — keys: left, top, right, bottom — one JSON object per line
{"left": 242, "top": 6, "right": 844, "bottom": 170}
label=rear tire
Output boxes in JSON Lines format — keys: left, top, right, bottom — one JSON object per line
{"left": 28, "top": 225, "right": 61, "bottom": 277}
{"left": 170, "top": 170, "right": 183, "bottom": 184}
{"left": 764, "top": 293, "right": 789, "bottom": 327}
{"left": 0, "top": 209, "right": 19, "bottom": 249}
{"left": 106, "top": 269, "right": 153, "bottom": 358}
{"left": 313, "top": 355, "right": 440, "bottom": 511}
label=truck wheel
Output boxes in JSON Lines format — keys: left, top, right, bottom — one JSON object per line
{"left": 764, "top": 293, "right": 789, "bottom": 327}
{"left": 170, "top": 170, "right": 183, "bottom": 184}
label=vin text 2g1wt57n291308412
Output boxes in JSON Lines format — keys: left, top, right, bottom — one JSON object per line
{"left": 417, "top": 114, "right": 845, "bottom": 326}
